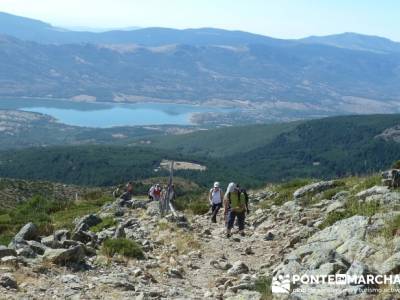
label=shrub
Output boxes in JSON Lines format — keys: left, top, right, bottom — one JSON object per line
{"left": 102, "top": 238, "right": 144, "bottom": 259}
{"left": 381, "top": 214, "right": 400, "bottom": 239}
{"left": 319, "top": 197, "right": 380, "bottom": 229}
{"left": 90, "top": 217, "right": 117, "bottom": 233}
{"left": 188, "top": 201, "right": 210, "bottom": 215}
{"left": 393, "top": 160, "right": 400, "bottom": 169}
{"left": 254, "top": 276, "right": 272, "bottom": 300}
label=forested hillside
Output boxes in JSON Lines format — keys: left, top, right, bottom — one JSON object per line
{"left": 1, "top": 114, "right": 400, "bottom": 188}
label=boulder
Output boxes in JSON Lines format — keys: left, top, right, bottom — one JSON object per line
{"left": 356, "top": 186, "right": 389, "bottom": 200}
{"left": 293, "top": 180, "right": 338, "bottom": 199}
{"left": 378, "top": 252, "right": 400, "bottom": 275}
{"left": 26, "top": 240, "right": 47, "bottom": 255}
{"left": 41, "top": 235, "right": 62, "bottom": 249}
{"left": 13, "top": 222, "right": 38, "bottom": 242}
{"left": 54, "top": 229, "right": 71, "bottom": 242}
{"left": 73, "top": 214, "right": 101, "bottom": 232}
{"left": 0, "top": 246, "right": 17, "bottom": 258}
{"left": 227, "top": 261, "right": 249, "bottom": 276}
{"left": 0, "top": 273, "right": 17, "bottom": 289}
{"left": 43, "top": 245, "right": 85, "bottom": 265}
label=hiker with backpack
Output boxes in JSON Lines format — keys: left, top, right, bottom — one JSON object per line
{"left": 209, "top": 182, "right": 223, "bottom": 223}
{"left": 224, "top": 182, "right": 247, "bottom": 238}
{"left": 148, "top": 184, "right": 162, "bottom": 201}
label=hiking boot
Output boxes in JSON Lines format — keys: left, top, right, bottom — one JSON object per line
{"left": 226, "top": 232, "right": 232, "bottom": 238}
{"left": 211, "top": 218, "right": 217, "bottom": 223}
{"left": 239, "top": 231, "right": 245, "bottom": 237}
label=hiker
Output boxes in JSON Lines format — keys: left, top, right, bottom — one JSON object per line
{"left": 224, "top": 182, "right": 247, "bottom": 238}
{"left": 119, "top": 181, "right": 133, "bottom": 205}
{"left": 148, "top": 184, "right": 162, "bottom": 201}
{"left": 209, "top": 181, "right": 223, "bottom": 223}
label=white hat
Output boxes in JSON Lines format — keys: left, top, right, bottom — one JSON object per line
{"left": 214, "top": 182, "right": 220, "bottom": 188}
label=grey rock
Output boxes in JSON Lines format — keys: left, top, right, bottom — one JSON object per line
{"left": 0, "top": 273, "right": 17, "bottom": 289}
{"left": 41, "top": 235, "right": 62, "bottom": 249}
{"left": 293, "top": 180, "right": 338, "bottom": 199}
{"left": 71, "top": 230, "right": 97, "bottom": 244}
{"left": 168, "top": 268, "right": 184, "bottom": 279}
{"left": 16, "top": 246, "right": 37, "bottom": 258}
{"left": 98, "top": 274, "right": 135, "bottom": 290}
{"left": 356, "top": 185, "right": 389, "bottom": 200}
{"left": 54, "top": 229, "right": 71, "bottom": 242}
{"left": 74, "top": 214, "right": 102, "bottom": 232}
{"left": 264, "top": 231, "right": 275, "bottom": 241}
{"left": 0, "top": 246, "right": 17, "bottom": 258}
{"left": 43, "top": 245, "right": 85, "bottom": 265}
{"left": 26, "top": 240, "right": 47, "bottom": 255}
{"left": 13, "top": 222, "right": 38, "bottom": 242}
{"left": 379, "top": 252, "right": 400, "bottom": 275}
{"left": 227, "top": 261, "right": 249, "bottom": 275}
{"left": 1, "top": 256, "right": 18, "bottom": 264}
{"left": 225, "top": 290, "right": 262, "bottom": 300}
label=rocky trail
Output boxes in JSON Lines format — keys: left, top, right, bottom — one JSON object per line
{"left": 2, "top": 173, "right": 400, "bottom": 299}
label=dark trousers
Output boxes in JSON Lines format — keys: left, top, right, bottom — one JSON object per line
{"left": 227, "top": 210, "right": 245, "bottom": 230}
{"left": 211, "top": 203, "right": 222, "bottom": 222}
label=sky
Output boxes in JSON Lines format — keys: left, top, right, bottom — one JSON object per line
{"left": 0, "top": 0, "right": 399, "bottom": 41}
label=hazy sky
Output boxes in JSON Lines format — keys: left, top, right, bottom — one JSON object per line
{"left": 0, "top": 0, "right": 399, "bottom": 41}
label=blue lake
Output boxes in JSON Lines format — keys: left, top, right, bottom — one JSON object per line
{"left": 0, "top": 98, "right": 227, "bottom": 127}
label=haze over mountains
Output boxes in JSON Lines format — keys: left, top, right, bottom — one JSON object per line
{"left": 1, "top": 12, "right": 400, "bottom": 120}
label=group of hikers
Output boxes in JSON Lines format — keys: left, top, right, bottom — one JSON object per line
{"left": 209, "top": 181, "right": 249, "bottom": 238}
{"left": 114, "top": 180, "right": 249, "bottom": 238}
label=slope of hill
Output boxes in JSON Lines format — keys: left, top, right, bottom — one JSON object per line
{"left": 0, "top": 12, "right": 290, "bottom": 46}
{"left": 231, "top": 114, "right": 400, "bottom": 181}
{"left": 300, "top": 32, "right": 400, "bottom": 53}
{"left": 1, "top": 34, "right": 400, "bottom": 116}
{"left": 0, "top": 110, "right": 200, "bottom": 150}
{"left": 1, "top": 114, "right": 400, "bottom": 188}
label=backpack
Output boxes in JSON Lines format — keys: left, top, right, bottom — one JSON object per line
{"left": 228, "top": 191, "right": 246, "bottom": 212}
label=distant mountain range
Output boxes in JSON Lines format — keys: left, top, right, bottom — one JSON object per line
{"left": 1, "top": 11, "right": 400, "bottom": 119}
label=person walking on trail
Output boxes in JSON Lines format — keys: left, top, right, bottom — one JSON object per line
{"left": 224, "top": 182, "right": 247, "bottom": 238}
{"left": 148, "top": 184, "right": 162, "bottom": 201}
{"left": 209, "top": 181, "right": 223, "bottom": 223}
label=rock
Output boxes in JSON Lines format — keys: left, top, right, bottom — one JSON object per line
{"left": 54, "top": 229, "right": 71, "bottom": 242}
{"left": 41, "top": 235, "right": 62, "bottom": 249}
{"left": 98, "top": 274, "right": 135, "bottom": 290}
{"left": 114, "top": 225, "right": 126, "bottom": 239}
{"left": 379, "top": 252, "right": 400, "bottom": 275}
{"left": 245, "top": 247, "right": 254, "bottom": 255}
{"left": 73, "top": 214, "right": 102, "bottom": 232}
{"left": 0, "top": 246, "right": 17, "bottom": 258}
{"left": 225, "top": 290, "right": 262, "bottom": 300}
{"left": 293, "top": 180, "right": 338, "bottom": 199}
{"left": 43, "top": 245, "right": 85, "bottom": 265}
{"left": 26, "top": 240, "right": 47, "bottom": 255}
{"left": 0, "top": 273, "right": 17, "bottom": 289}
{"left": 227, "top": 261, "right": 249, "bottom": 276}
{"left": 167, "top": 268, "right": 184, "bottom": 279}
{"left": 71, "top": 230, "right": 96, "bottom": 244}
{"left": 263, "top": 231, "right": 274, "bottom": 241}
{"left": 16, "top": 246, "right": 37, "bottom": 258}
{"left": 356, "top": 185, "right": 390, "bottom": 200}
{"left": 346, "top": 261, "right": 371, "bottom": 277}
{"left": 13, "top": 222, "right": 38, "bottom": 242}
{"left": 1, "top": 256, "right": 18, "bottom": 265}
{"left": 325, "top": 200, "right": 345, "bottom": 214}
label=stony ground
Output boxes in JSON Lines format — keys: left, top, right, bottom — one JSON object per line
{"left": 2, "top": 175, "right": 400, "bottom": 299}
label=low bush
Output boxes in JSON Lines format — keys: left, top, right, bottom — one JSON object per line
{"left": 102, "top": 238, "right": 144, "bottom": 259}
{"left": 319, "top": 197, "right": 380, "bottom": 229}
{"left": 254, "top": 276, "right": 272, "bottom": 300}
{"left": 90, "top": 217, "right": 117, "bottom": 233}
